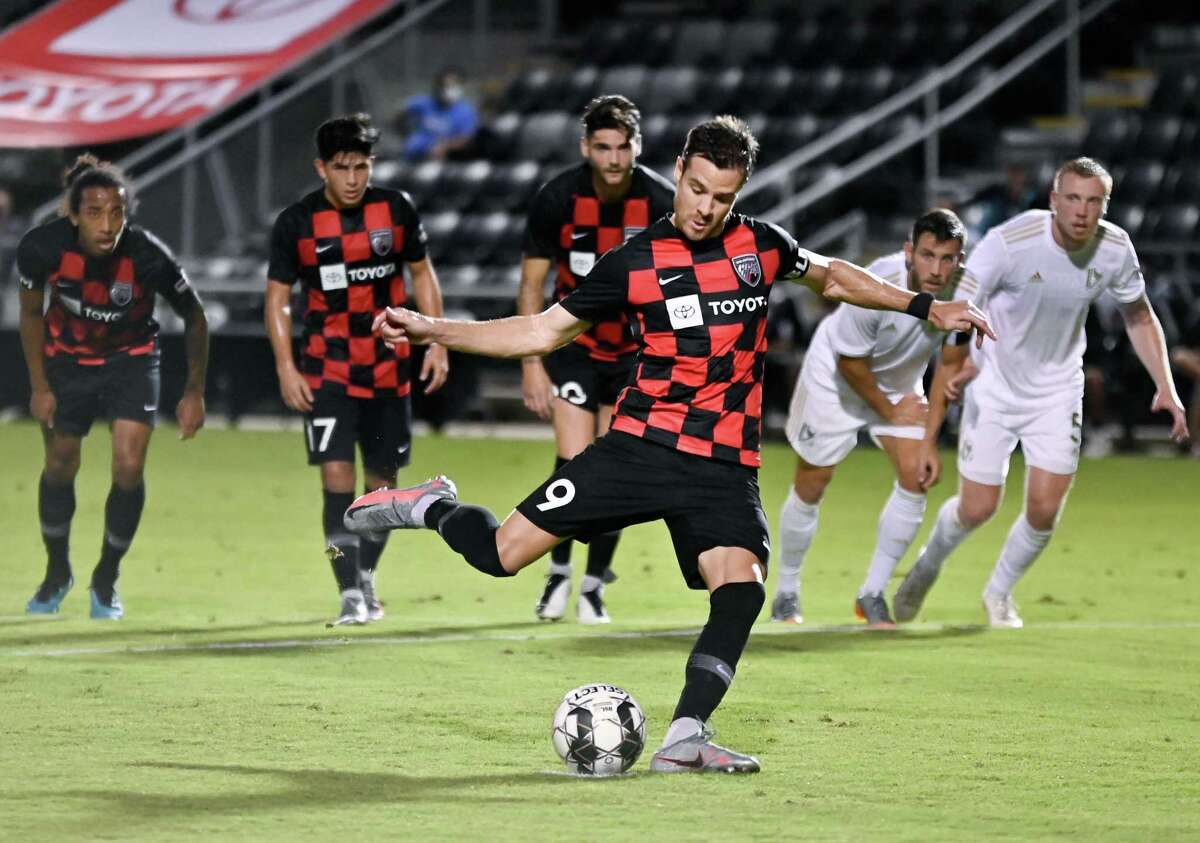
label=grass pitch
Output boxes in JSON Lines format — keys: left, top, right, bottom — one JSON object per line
{"left": 0, "top": 421, "right": 1197, "bottom": 841}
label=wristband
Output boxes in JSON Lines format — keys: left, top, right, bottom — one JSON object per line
{"left": 906, "top": 292, "right": 934, "bottom": 320}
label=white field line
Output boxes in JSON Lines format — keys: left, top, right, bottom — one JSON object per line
{"left": 3, "top": 620, "right": 1199, "bottom": 659}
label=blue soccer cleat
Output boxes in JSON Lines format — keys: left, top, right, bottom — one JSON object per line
{"left": 26, "top": 577, "right": 74, "bottom": 614}
{"left": 89, "top": 587, "right": 124, "bottom": 620}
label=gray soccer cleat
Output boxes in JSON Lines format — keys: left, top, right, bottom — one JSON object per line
{"left": 649, "top": 725, "right": 761, "bottom": 774}
{"left": 327, "top": 588, "right": 369, "bottom": 627}
{"left": 360, "top": 570, "right": 384, "bottom": 622}
{"left": 893, "top": 560, "right": 941, "bottom": 623}
{"left": 535, "top": 573, "right": 570, "bottom": 621}
{"left": 854, "top": 592, "right": 896, "bottom": 628}
{"left": 344, "top": 476, "right": 457, "bottom": 534}
{"left": 769, "top": 591, "right": 802, "bottom": 624}
{"left": 982, "top": 591, "right": 1024, "bottom": 629}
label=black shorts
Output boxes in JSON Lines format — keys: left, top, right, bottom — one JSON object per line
{"left": 516, "top": 430, "right": 770, "bottom": 589}
{"left": 305, "top": 388, "right": 412, "bottom": 475}
{"left": 543, "top": 343, "right": 636, "bottom": 413}
{"left": 46, "top": 352, "right": 160, "bottom": 436}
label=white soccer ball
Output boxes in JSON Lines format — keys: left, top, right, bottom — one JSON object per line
{"left": 551, "top": 683, "right": 646, "bottom": 776}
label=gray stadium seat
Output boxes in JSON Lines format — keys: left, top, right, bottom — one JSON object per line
{"left": 1166, "top": 162, "right": 1200, "bottom": 203}
{"left": 517, "top": 112, "right": 576, "bottom": 163}
{"left": 1106, "top": 203, "right": 1145, "bottom": 240}
{"left": 598, "top": 65, "right": 649, "bottom": 106}
{"left": 1136, "top": 114, "right": 1186, "bottom": 161}
{"left": 643, "top": 67, "right": 701, "bottom": 115}
{"left": 1114, "top": 161, "right": 1166, "bottom": 205}
{"left": 727, "top": 20, "right": 779, "bottom": 67}
{"left": 1150, "top": 68, "right": 1199, "bottom": 118}
{"left": 1082, "top": 113, "right": 1140, "bottom": 163}
{"left": 672, "top": 20, "right": 725, "bottom": 66}
{"left": 1147, "top": 203, "right": 1199, "bottom": 241}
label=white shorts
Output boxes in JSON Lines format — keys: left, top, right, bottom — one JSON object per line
{"left": 957, "top": 392, "right": 1082, "bottom": 485}
{"left": 785, "top": 377, "right": 924, "bottom": 467}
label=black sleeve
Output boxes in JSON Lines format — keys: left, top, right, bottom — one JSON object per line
{"left": 522, "top": 178, "right": 565, "bottom": 259}
{"left": 762, "top": 220, "right": 811, "bottom": 281}
{"left": 267, "top": 207, "right": 300, "bottom": 284}
{"left": 15, "top": 228, "right": 50, "bottom": 291}
{"left": 397, "top": 191, "right": 429, "bottom": 263}
{"left": 557, "top": 249, "right": 629, "bottom": 325}
{"left": 140, "top": 229, "right": 202, "bottom": 315}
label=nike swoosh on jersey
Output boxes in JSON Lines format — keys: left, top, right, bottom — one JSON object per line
{"left": 316, "top": 243, "right": 335, "bottom": 253}
{"left": 571, "top": 232, "right": 588, "bottom": 240}
{"left": 659, "top": 273, "right": 684, "bottom": 285}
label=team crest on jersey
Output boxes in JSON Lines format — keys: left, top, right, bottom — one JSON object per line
{"left": 1086, "top": 268, "right": 1102, "bottom": 289}
{"left": 109, "top": 280, "right": 133, "bottom": 307}
{"left": 623, "top": 226, "right": 644, "bottom": 243}
{"left": 731, "top": 254, "right": 763, "bottom": 287}
{"left": 369, "top": 228, "right": 393, "bottom": 256}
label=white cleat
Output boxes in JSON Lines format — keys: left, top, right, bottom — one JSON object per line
{"left": 982, "top": 591, "right": 1024, "bottom": 629}
{"left": 327, "top": 588, "right": 370, "bottom": 627}
{"left": 360, "top": 571, "right": 385, "bottom": 622}
{"left": 577, "top": 587, "right": 611, "bottom": 625}
{"left": 535, "top": 573, "right": 570, "bottom": 621}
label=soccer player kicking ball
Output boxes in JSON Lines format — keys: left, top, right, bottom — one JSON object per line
{"left": 266, "top": 114, "right": 449, "bottom": 626}
{"left": 894, "top": 157, "right": 1189, "bottom": 629}
{"left": 19, "top": 156, "right": 209, "bottom": 619}
{"left": 345, "top": 118, "right": 993, "bottom": 773}
{"left": 770, "top": 209, "right": 968, "bottom": 628}
{"left": 518, "top": 95, "right": 674, "bottom": 624}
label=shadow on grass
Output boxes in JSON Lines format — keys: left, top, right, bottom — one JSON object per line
{"left": 0, "top": 618, "right": 331, "bottom": 648}
{"left": 43, "top": 760, "right": 596, "bottom": 826}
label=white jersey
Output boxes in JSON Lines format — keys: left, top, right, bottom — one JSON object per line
{"left": 801, "top": 251, "right": 946, "bottom": 408}
{"left": 957, "top": 210, "right": 1144, "bottom": 407}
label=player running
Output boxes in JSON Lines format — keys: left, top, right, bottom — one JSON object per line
{"left": 771, "top": 209, "right": 967, "bottom": 627}
{"left": 265, "top": 113, "right": 449, "bottom": 626}
{"left": 344, "top": 117, "right": 993, "bottom": 773}
{"left": 894, "top": 157, "right": 1189, "bottom": 628}
{"left": 19, "top": 155, "right": 209, "bottom": 619}
{"left": 519, "top": 95, "right": 674, "bottom": 624}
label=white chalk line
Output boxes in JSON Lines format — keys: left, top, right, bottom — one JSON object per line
{"left": 3, "top": 619, "right": 1198, "bottom": 659}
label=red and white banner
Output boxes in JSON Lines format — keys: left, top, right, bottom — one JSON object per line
{"left": 0, "top": 0, "right": 396, "bottom": 148}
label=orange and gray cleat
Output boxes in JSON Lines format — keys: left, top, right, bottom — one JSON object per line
{"left": 344, "top": 475, "right": 457, "bottom": 534}
{"left": 649, "top": 726, "right": 761, "bottom": 774}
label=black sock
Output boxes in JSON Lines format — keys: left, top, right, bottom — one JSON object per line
{"left": 548, "top": 457, "right": 573, "bottom": 568}
{"left": 92, "top": 483, "right": 145, "bottom": 602}
{"left": 38, "top": 474, "right": 75, "bottom": 586}
{"left": 672, "top": 581, "right": 765, "bottom": 723}
{"left": 584, "top": 531, "right": 620, "bottom": 582}
{"left": 360, "top": 534, "right": 388, "bottom": 573}
{"left": 323, "top": 489, "right": 360, "bottom": 591}
{"left": 425, "top": 500, "right": 512, "bottom": 578}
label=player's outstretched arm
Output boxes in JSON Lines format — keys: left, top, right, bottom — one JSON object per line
{"left": 409, "top": 257, "right": 450, "bottom": 394}
{"left": 17, "top": 286, "right": 54, "bottom": 428}
{"left": 176, "top": 300, "right": 209, "bottom": 439}
{"left": 373, "top": 303, "right": 590, "bottom": 360}
{"left": 1119, "top": 294, "right": 1190, "bottom": 442}
{"left": 797, "top": 253, "right": 996, "bottom": 346}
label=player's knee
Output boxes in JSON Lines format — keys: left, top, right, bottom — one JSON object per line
{"left": 112, "top": 460, "right": 145, "bottom": 490}
{"left": 44, "top": 451, "right": 80, "bottom": 482}
{"left": 793, "top": 466, "right": 833, "bottom": 504}
{"left": 958, "top": 495, "right": 998, "bottom": 528}
{"left": 1025, "top": 501, "right": 1062, "bottom": 532}
{"left": 896, "top": 462, "right": 924, "bottom": 494}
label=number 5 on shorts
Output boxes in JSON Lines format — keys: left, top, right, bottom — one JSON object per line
{"left": 536, "top": 479, "right": 576, "bottom": 511}
{"left": 307, "top": 417, "right": 336, "bottom": 453}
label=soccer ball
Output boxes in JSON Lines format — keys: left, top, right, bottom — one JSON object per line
{"left": 551, "top": 683, "right": 646, "bottom": 776}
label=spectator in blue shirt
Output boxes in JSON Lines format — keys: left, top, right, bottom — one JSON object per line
{"left": 400, "top": 68, "right": 479, "bottom": 162}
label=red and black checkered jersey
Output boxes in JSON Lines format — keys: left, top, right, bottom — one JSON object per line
{"left": 268, "top": 186, "right": 428, "bottom": 398}
{"left": 524, "top": 162, "right": 675, "bottom": 363}
{"left": 558, "top": 214, "right": 811, "bottom": 467}
{"left": 16, "top": 217, "right": 199, "bottom": 364}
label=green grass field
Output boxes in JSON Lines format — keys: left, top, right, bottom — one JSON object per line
{"left": 1, "top": 420, "right": 1197, "bottom": 841}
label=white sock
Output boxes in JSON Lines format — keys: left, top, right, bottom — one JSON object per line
{"left": 985, "top": 516, "right": 1053, "bottom": 596}
{"left": 914, "top": 495, "right": 972, "bottom": 575}
{"left": 860, "top": 483, "right": 927, "bottom": 596}
{"left": 661, "top": 716, "right": 704, "bottom": 749}
{"left": 580, "top": 574, "right": 602, "bottom": 593}
{"left": 549, "top": 562, "right": 571, "bottom": 578}
{"left": 776, "top": 489, "right": 820, "bottom": 595}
